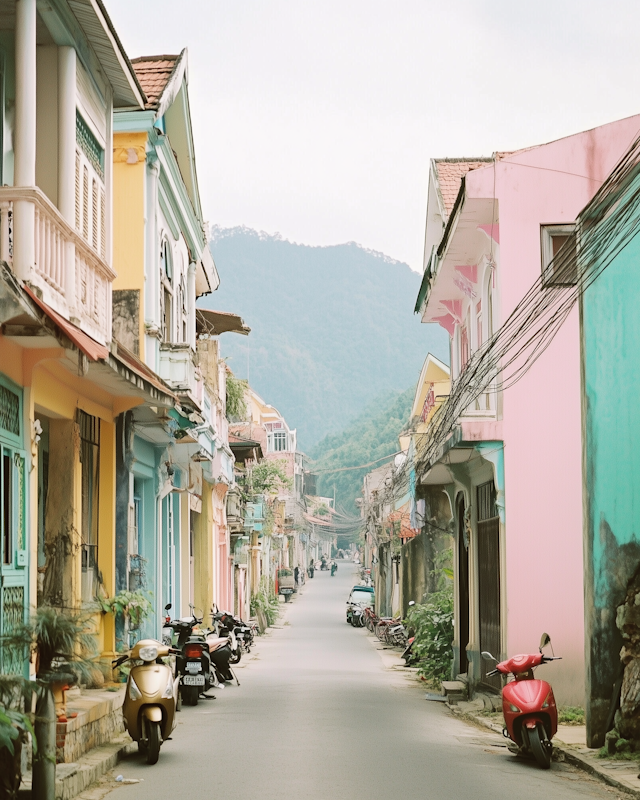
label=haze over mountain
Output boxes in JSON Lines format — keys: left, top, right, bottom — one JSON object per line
{"left": 203, "top": 226, "right": 448, "bottom": 449}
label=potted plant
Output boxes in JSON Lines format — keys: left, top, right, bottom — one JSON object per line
{"left": 0, "top": 677, "right": 35, "bottom": 800}
{"left": 0, "top": 605, "right": 97, "bottom": 799}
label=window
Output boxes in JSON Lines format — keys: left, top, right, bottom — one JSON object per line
{"left": 269, "top": 431, "right": 288, "bottom": 452}
{"left": 78, "top": 410, "right": 100, "bottom": 602}
{"left": 541, "top": 224, "right": 577, "bottom": 286}
{"left": 75, "top": 113, "right": 105, "bottom": 257}
{"left": 460, "top": 324, "right": 469, "bottom": 368}
{"left": 160, "top": 239, "right": 174, "bottom": 343}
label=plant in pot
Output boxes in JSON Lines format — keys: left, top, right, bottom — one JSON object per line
{"left": 0, "top": 605, "right": 97, "bottom": 799}
{"left": 0, "top": 676, "right": 36, "bottom": 800}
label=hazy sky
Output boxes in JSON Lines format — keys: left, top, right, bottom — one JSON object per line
{"left": 106, "top": 0, "right": 640, "bottom": 271}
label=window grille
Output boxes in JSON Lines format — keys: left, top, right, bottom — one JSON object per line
{"left": 76, "top": 112, "right": 104, "bottom": 179}
{"left": 477, "top": 480, "right": 497, "bottom": 521}
{"left": 0, "top": 586, "right": 25, "bottom": 675}
{"left": 0, "top": 386, "right": 19, "bottom": 436}
{"left": 82, "top": 166, "right": 89, "bottom": 241}
{"left": 92, "top": 179, "right": 98, "bottom": 251}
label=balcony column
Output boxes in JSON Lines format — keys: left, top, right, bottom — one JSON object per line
{"left": 188, "top": 261, "right": 196, "bottom": 350}
{"left": 58, "top": 46, "right": 77, "bottom": 317}
{"left": 13, "top": 0, "right": 37, "bottom": 281}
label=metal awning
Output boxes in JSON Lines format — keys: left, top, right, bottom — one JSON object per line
{"left": 196, "top": 309, "right": 250, "bottom": 336}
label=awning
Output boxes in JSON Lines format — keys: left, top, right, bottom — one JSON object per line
{"left": 196, "top": 309, "right": 251, "bottom": 336}
{"left": 22, "top": 285, "right": 109, "bottom": 361}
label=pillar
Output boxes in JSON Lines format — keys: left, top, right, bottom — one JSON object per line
{"left": 58, "top": 46, "right": 76, "bottom": 314}
{"left": 14, "top": 0, "right": 37, "bottom": 281}
{"left": 188, "top": 261, "right": 196, "bottom": 349}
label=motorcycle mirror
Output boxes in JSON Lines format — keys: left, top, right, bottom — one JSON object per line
{"left": 164, "top": 603, "right": 172, "bottom": 611}
{"left": 408, "top": 600, "right": 416, "bottom": 607}
{"left": 540, "top": 632, "right": 551, "bottom": 650}
{"left": 481, "top": 651, "right": 497, "bottom": 662}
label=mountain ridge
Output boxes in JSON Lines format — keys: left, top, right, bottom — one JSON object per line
{"left": 202, "top": 226, "right": 448, "bottom": 448}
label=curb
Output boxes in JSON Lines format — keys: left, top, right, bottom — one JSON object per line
{"left": 455, "top": 709, "right": 640, "bottom": 798}
{"left": 19, "top": 733, "right": 137, "bottom": 800}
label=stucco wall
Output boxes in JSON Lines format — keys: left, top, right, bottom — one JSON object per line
{"left": 581, "top": 222, "right": 640, "bottom": 745}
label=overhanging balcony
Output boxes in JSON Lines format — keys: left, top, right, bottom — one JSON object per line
{"left": 158, "top": 342, "right": 202, "bottom": 405}
{"left": 0, "top": 187, "right": 114, "bottom": 344}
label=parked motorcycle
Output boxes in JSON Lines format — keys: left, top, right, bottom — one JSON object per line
{"left": 350, "top": 604, "right": 365, "bottom": 627}
{"left": 167, "top": 613, "right": 216, "bottom": 706}
{"left": 483, "top": 633, "right": 562, "bottom": 769}
{"left": 308, "top": 563, "right": 315, "bottom": 578}
{"left": 212, "top": 610, "right": 242, "bottom": 664}
{"left": 113, "top": 639, "right": 180, "bottom": 765}
{"left": 401, "top": 636, "right": 418, "bottom": 665}
{"left": 331, "top": 562, "right": 337, "bottom": 576}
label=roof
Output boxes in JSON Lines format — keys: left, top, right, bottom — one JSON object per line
{"left": 22, "top": 285, "right": 109, "bottom": 361}
{"left": 131, "top": 54, "right": 180, "bottom": 110}
{"left": 434, "top": 159, "right": 493, "bottom": 216}
{"left": 196, "top": 309, "right": 250, "bottom": 336}
{"left": 113, "top": 342, "right": 176, "bottom": 401}
{"left": 68, "top": 0, "right": 145, "bottom": 109}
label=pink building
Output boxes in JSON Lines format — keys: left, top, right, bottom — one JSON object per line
{"left": 416, "top": 115, "right": 640, "bottom": 704}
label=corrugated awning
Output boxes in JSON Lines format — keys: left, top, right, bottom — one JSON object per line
{"left": 196, "top": 309, "right": 250, "bottom": 336}
{"left": 23, "top": 285, "right": 109, "bottom": 361}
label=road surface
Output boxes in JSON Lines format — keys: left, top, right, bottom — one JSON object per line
{"left": 103, "top": 564, "right": 616, "bottom": 800}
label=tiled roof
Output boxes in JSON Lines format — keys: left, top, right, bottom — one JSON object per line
{"left": 131, "top": 55, "right": 180, "bottom": 109}
{"left": 434, "top": 159, "right": 492, "bottom": 216}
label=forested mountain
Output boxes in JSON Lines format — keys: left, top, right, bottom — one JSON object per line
{"left": 309, "top": 387, "right": 414, "bottom": 516}
{"left": 203, "top": 226, "right": 448, "bottom": 448}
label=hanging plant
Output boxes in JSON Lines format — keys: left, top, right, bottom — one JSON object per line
{"left": 96, "top": 590, "right": 153, "bottom": 630}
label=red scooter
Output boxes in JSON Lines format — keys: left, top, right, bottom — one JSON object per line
{"left": 483, "top": 633, "right": 561, "bottom": 769}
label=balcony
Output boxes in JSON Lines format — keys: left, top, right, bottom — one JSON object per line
{"left": 158, "top": 342, "right": 202, "bottom": 404}
{"left": 0, "top": 187, "right": 114, "bottom": 344}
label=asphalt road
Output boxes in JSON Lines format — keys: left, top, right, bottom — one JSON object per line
{"left": 104, "top": 564, "right": 617, "bottom": 800}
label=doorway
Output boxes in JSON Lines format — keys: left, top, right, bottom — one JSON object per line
{"left": 456, "top": 493, "right": 470, "bottom": 675}
{"left": 477, "top": 480, "right": 501, "bottom": 690}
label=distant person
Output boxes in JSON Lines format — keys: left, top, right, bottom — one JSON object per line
{"left": 294, "top": 566, "right": 299, "bottom": 585}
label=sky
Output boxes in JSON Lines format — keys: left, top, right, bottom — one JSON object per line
{"left": 106, "top": 0, "right": 640, "bottom": 271}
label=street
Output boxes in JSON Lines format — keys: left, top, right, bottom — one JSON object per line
{"left": 104, "top": 565, "right": 616, "bottom": 800}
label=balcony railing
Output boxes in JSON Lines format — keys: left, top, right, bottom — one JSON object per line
{"left": 0, "top": 186, "right": 114, "bottom": 344}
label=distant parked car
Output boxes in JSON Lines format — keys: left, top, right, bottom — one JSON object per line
{"left": 346, "top": 585, "right": 374, "bottom": 623}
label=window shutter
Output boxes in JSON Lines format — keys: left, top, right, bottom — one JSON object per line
{"left": 75, "top": 151, "right": 81, "bottom": 231}
{"left": 92, "top": 179, "right": 98, "bottom": 250}
{"left": 82, "top": 166, "right": 89, "bottom": 240}
{"left": 100, "top": 189, "right": 106, "bottom": 258}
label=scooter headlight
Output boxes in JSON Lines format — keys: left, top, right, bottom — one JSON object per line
{"left": 138, "top": 645, "right": 158, "bottom": 662}
{"left": 161, "top": 674, "right": 174, "bottom": 699}
{"left": 508, "top": 703, "right": 521, "bottom": 713}
{"left": 128, "top": 676, "right": 142, "bottom": 701}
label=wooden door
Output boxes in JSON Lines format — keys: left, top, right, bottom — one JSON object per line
{"left": 477, "top": 481, "right": 501, "bottom": 690}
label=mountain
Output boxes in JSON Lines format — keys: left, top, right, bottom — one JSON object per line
{"left": 310, "top": 387, "right": 414, "bottom": 517}
{"left": 203, "top": 226, "right": 448, "bottom": 448}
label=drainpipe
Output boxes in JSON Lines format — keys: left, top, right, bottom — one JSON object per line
{"left": 188, "top": 261, "right": 196, "bottom": 350}
{"left": 13, "top": 0, "right": 36, "bottom": 282}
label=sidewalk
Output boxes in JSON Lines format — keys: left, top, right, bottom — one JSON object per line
{"left": 453, "top": 706, "right": 640, "bottom": 797}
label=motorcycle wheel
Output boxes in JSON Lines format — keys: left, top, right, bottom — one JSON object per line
{"left": 146, "top": 721, "right": 161, "bottom": 765}
{"left": 356, "top": 615, "right": 365, "bottom": 628}
{"left": 183, "top": 685, "right": 199, "bottom": 706}
{"left": 229, "top": 648, "right": 241, "bottom": 665}
{"left": 528, "top": 723, "right": 551, "bottom": 769}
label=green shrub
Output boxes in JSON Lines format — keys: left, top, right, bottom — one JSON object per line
{"left": 558, "top": 706, "right": 585, "bottom": 726}
{"left": 405, "top": 589, "right": 454, "bottom": 684}
{"left": 250, "top": 577, "right": 279, "bottom": 626}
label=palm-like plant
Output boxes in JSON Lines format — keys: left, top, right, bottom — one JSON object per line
{"left": 0, "top": 605, "right": 97, "bottom": 683}
{"left": 0, "top": 677, "right": 36, "bottom": 800}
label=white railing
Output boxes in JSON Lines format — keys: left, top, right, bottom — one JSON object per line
{"left": 0, "top": 187, "right": 115, "bottom": 344}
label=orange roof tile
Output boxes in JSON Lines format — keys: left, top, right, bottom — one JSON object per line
{"left": 434, "top": 159, "right": 492, "bottom": 216}
{"left": 131, "top": 55, "right": 180, "bottom": 110}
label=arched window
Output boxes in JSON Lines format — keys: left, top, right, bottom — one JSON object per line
{"left": 160, "top": 238, "right": 173, "bottom": 342}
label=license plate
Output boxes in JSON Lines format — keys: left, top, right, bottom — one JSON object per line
{"left": 186, "top": 662, "right": 201, "bottom": 672}
{"left": 183, "top": 675, "right": 205, "bottom": 686}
